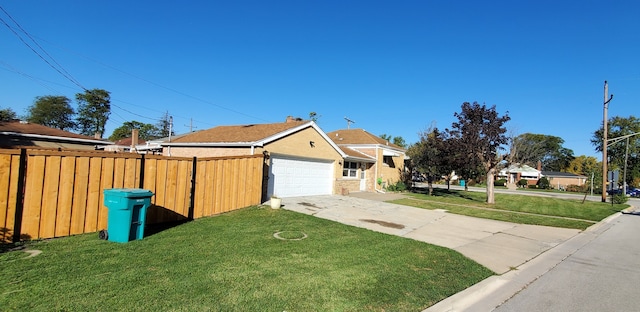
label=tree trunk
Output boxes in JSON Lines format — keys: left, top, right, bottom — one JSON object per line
{"left": 486, "top": 168, "right": 496, "bottom": 204}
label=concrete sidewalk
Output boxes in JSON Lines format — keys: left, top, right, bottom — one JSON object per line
{"left": 278, "top": 193, "right": 580, "bottom": 275}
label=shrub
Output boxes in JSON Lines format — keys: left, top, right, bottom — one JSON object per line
{"left": 565, "top": 184, "right": 586, "bottom": 193}
{"left": 612, "top": 193, "right": 628, "bottom": 204}
{"left": 537, "top": 177, "right": 551, "bottom": 189}
{"left": 466, "top": 179, "right": 477, "bottom": 187}
{"left": 386, "top": 181, "right": 407, "bottom": 192}
{"left": 517, "top": 179, "right": 528, "bottom": 188}
{"left": 494, "top": 178, "right": 507, "bottom": 186}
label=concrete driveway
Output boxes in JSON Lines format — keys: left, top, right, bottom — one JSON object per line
{"left": 278, "top": 193, "right": 580, "bottom": 275}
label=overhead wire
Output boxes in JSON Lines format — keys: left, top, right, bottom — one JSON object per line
{"left": 0, "top": 5, "right": 86, "bottom": 91}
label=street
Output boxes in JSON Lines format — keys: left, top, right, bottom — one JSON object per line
{"left": 494, "top": 210, "right": 640, "bottom": 311}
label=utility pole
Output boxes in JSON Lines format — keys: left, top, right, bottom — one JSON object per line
{"left": 185, "top": 118, "right": 197, "bottom": 132}
{"left": 601, "top": 81, "right": 613, "bottom": 202}
{"left": 344, "top": 117, "right": 355, "bottom": 129}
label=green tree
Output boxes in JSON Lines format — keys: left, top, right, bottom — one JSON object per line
{"left": 309, "top": 112, "right": 320, "bottom": 122}
{"left": 76, "top": 89, "right": 111, "bottom": 138}
{"left": 25, "top": 96, "right": 76, "bottom": 130}
{"left": 379, "top": 134, "right": 407, "bottom": 148}
{"left": 509, "top": 133, "right": 574, "bottom": 171}
{"left": 591, "top": 115, "right": 640, "bottom": 189}
{"left": 0, "top": 106, "right": 17, "bottom": 121}
{"left": 109, "top": 121, "right": 161, "bottom": 141}
{"left": 446, "top": 102, "right": 510, "bottom": 204}
{"left": 408, "top": 127, "right": 451, "bottom": 194}
{"left": 156, "top": 112, "right": 174, "bottom": 137}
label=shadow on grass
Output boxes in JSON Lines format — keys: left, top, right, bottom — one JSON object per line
{"left": 412, "top": 186, "right": 480, "bottom": 202}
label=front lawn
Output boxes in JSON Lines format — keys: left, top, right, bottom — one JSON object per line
{"left": 0, "top": 207, "right": 492, "bottom": 311}
{"left": 391, "top": 188, "right": 625, "bottom": 230}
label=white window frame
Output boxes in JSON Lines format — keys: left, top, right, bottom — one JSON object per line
{"left": 342, "top": 161, "right": 359, "bottom": 178}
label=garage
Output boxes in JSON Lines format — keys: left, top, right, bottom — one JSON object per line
{"left": 267, "top": 156, "right": 334, "bottom": 197}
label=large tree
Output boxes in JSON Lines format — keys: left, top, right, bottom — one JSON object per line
{"left": 25, "top": 96, "right": 76, "bottom": 130}
{"left": 509, "top": 133, "right": 574, "bottom": 171}
{"left": 76, "top": 89, "right": 111, "bottom": 138}
{"left": 446, "top": 102, "right": 510, "bottom": 204}
{"left": 108, "top": 121, "right": 162, "bottom": 141}
{"left": 591, "top": 115, "right": 640, "bottom": 188}
{"left": 408, "top": 127, "right": 452, "bottom": 194}
{"left": 0, "top": 106, "right": 17, "bottom": 121}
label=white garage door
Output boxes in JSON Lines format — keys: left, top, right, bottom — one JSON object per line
{"left": 268, "top": 156, "right": 334, "bottom": 197}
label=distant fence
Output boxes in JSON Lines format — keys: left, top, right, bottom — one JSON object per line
{"left": 0, "top": 149, "right": 264, "bottom": 243}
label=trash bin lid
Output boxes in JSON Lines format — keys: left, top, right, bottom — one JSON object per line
{"left": 103, "top": 188, "right": 154, "bottom": 198}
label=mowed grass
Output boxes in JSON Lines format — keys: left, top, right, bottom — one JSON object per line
{"left": 0, "top": 207, "right": 492, "bottom": 311}
{"left": 390, "top": 188, "right": 625, "bottom": 230}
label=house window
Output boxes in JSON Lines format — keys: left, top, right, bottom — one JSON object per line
{"left": 383, "top": 156, "right": 395, "bottom": 168}
{"left": 342, "top": 161, "right": 358, "bottom": 178}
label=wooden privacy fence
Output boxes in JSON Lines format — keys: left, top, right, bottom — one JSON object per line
{"left": 0, "top": 148, "right": 264, "bottom": 243}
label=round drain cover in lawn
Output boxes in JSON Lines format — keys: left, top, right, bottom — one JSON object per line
{"left": 273, "top": 231, "right": 308, "bottom": 241}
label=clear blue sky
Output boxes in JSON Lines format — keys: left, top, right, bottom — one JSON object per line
{"left": 1, "top": 1, "right": 638, "bottom": 157}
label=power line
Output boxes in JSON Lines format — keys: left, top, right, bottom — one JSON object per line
{"left": 0, "top": 5, "right": 86, "bottom": 91}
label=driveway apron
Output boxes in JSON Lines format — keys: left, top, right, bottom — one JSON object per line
{"left": 279, "top": 194, "right": 580, "bottom": 275}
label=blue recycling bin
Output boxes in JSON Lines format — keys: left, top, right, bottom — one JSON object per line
{"left": 460, "top": 180, "right": 466, "bottom": 187}
{"left": 103, "top": 188, "right": 153, "bottom": 243}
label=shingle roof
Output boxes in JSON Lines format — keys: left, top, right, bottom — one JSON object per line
{"left": 0, "top": 120, "right": 107, "bottom": 142}
{"left": 542, "top": 171, "right": 587, "bottom": 178}
{"left": 340, "top": 146, "right": 376, "bottom": 162}
{"left": 326, "top": 128, "right": 405, "bottom": 150}
{"left": 171, "top": 120, "right": 309, "bottom": 143}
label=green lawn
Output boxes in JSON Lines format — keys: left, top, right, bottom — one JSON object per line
{"left": 391, "top": 188, "right": 625, "bottom": 230}
{"left": 0, "top": 207, "right": 492, "bottom": 311}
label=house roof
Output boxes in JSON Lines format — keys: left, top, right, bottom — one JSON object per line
{"left": 542, "top": 171, "right": 588, "bottom": 178}
{"left": 170, "top": 120, "right": 308, "bottom": 143}
{"left": 0, "top": 120, "right": 111, "bottom": 147}
{"left": 326, "top": 128, "right": 406, "bottom": 151}
{"left": 113, "top": 137, "right": 147, "bottom": 146}
{"left": 340, "top": 146, "right": 376, "bottom": 163}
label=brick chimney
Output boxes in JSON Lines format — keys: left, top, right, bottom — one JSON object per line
{"left": 537, "top": 160, "right": 542, "bottom": 172}
{"left": 285, "top": 116, "right": 295, "bottom": 123}
{"left": 131, "top": 129, "right": 139, "bottom": 153}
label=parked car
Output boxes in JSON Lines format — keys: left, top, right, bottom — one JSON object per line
{"left": 607, "top": 188, "right": 622, "bottom": 195}
{"left": 626, "top": 188, "right": 640, "bottom": 197}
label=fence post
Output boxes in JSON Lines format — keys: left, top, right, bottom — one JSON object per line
{"left": 139, "top": 154, "right": 146, "bottom": 189}
{"left": 12, "top": 149, "right": 27, "bottom": 243}
{"left": 188, "top": 157, "right": 197, "bottom": 220}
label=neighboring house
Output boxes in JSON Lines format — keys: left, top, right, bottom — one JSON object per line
{"left": 542, "top": 171, "right": 588, "bottom": 189}
{"left": 163, "top": 117, "right": 346, "bottom": 199}
{"left": 104, "top": 137, "right": 147, "bottom": 153}
{"left": 0, "top": 119, "right": 111, "bottom": 150}
{"left": 327, "top": 128, "right": 407, "bottom": 193}
{"left": 498, "top": 164, "right": 542, "bottom": 185}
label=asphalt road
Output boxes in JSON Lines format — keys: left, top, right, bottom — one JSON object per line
{"left": 494, "top": 210, "right": 640, "bottom": 311}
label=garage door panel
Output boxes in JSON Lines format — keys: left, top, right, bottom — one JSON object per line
{"left": 268, "top": 156, "right": 333, "bottom": 197}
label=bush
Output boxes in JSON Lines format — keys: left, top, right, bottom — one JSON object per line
{"left": 537, "top": 177, "right": 551, "bottom": 189}
{"left": 565, "top": 184, "right": 586, "bottom": 193}
{"left": 494, "top": 178, "right": 507, "bottom": 186}
{"left": 466, "top": 179, "right": 477, "bottom": 187}
{"left": 612, "top": 193, "right": 628, "bottom": 204}
{"left": 517, "top": 179, "right": 528, "bottom": 188}
{"left": 386, "top": 181, "right": 407, "bottom": 192}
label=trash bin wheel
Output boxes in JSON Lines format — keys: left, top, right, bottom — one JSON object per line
{"left": 98, "top": 230, "right": 108, "bottom": 240}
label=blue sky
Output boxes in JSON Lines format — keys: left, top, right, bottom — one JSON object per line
{"left": 1, "top": 1, "right": 638, "bottom": 157}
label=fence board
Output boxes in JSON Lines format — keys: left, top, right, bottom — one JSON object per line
{"left": 84, "top": 157, "right": 103, "bottom": 233}
{"left": 55, "top": 156, "right": 76, "bottom": 237}
{"left": 0, "top": 152, "right": 19, "bottom": 242}
{"left": 98, "top": 157, "right": 115, "bottom": 230}
{"left": 70, "top": 157, "right": 89, "bottom": 235}
{"left": 22, "top": 155, "right": 46, "bottom": 239}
